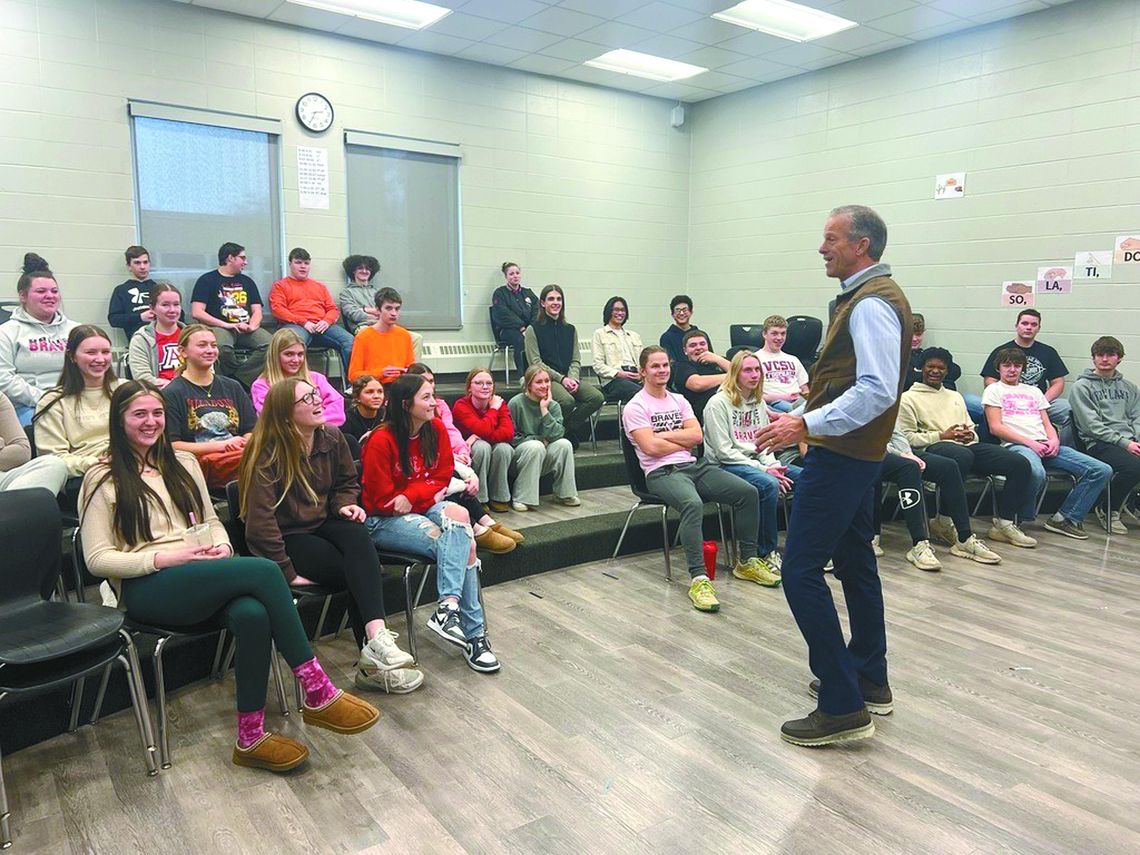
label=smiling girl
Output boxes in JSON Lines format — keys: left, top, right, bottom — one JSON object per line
{"left": 128, "top": 282, "right": 185, "bottom": 388}
{"left": 251, "top": 328, "right": 345, "bottom": 426}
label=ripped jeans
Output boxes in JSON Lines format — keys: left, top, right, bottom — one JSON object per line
{"left": 364, "top": 501, "right": 486, "bottom": 640}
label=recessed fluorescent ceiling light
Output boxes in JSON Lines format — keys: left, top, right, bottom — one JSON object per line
{"left": 712, "top": 0, "right": 856, "bottom": 42}
{"left": 286, "top": 0, "right": 451, "bottom": 30}
{"left": 584, "top": 49, "right": 707, "bottom": 83}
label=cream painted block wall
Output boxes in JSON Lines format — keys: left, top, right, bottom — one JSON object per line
{"left": 0, "top": 0, "right": 690, "bottom": 364}
{"left": 688, "top": 0, "right": 1140, "bottom": 396}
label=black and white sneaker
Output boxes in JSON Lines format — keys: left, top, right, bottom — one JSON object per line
{"left": 464, "top": 635, "right": 501, "bottom": 673}
{"left": 426, "top": 602, "right": 465, "bottom": 648}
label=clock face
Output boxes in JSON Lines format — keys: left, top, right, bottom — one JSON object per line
{"left": 296, "top": 92, "right": 333, "bottom": 133}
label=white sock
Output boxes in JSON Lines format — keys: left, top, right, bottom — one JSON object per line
{"left": 997, "top": 517, "right": 1015, "bottom": 528}
{"left": 1049, "top": 512, "right": 1065, "bottom": 523}
{"left": 691, "top": 573, "right": 709, "bottom": 583}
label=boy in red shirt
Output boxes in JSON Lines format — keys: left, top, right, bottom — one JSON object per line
{"left": 269, "top": 247, "right": 354, "bottom": 377}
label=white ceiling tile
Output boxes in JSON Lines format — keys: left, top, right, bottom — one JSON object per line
{"left": 638, "top": 80, "right": 719, "bottom": 100}
{"left": 824, "top": 0, "right": 919, "bottom": 23}
{"left": 424, "top": 12, "right": 508, "bottom": 41}
{"left": 334, "top": 17, "right": 411, "bottom": 44}
{"left": 690, "top": 69, "right": 755, "bottom": 89}
{"left": 966, "top": 1, "right": 1051, "bottom": 25}
{"left": 866, "top": 6, "right": 963, "bottom": 35}
{"left": 519, "top": 6, "right": 606, "bottom": 37}
{"left": 458, "top": 0, "right": 550, "bottom": 25}
{"left": 717, "top": 55, "right": 801, "bottom": 80}
{"left": 846, "top": 34, "right": 913, "bottom": 56}
{"left": 482, "top": 26, "right": 565, "bottom": 52}
{"left": 615, "top": 2, "right": 705, "bottom": 32}
{"left": 507, "top": 54, "right": 577, "bottom": 74}
{"left": 925, "top": 0, "right": 1028, "bottom": 18}
{"left": 625, "top": 33, "right": 708, "bottom": 59}
{"left": 455, "top": 41, "right": 529, "bottom": 64}
{"left": 542, "top": 37, "right": 613, "bottom": 62}
{"left": 678, "top": 45, "right": 749, "bottom": 69}
{"left": 810, "top": 24, "right": 897, "bottom": 52}
{"left": 191, "top": 0, "right": 280, "bottom": 15}
{"left": 763, "top": 42, "right": 848, "bottom": 67}
{"left": 666, "top": 17, "right": 751, "bottom": 46}
{"left": 717, "top": 29, "right": 799, "bottom": 57}
{"left": 556, "top": 0, "right": 648, "bottom": 16}
{"left": 266, "top": 3, "right": 343, "bottom": 29}
{"left": 660, "top": 0, "right": 741, "bottom": 12}
{"left": 575, "top": 21, "right": 657, "bottom": 49}
{"left": 709, "top": 75, "right": 761, "bottom": 94}
{"left": 396, "top": 29, "right": 474, "bottom": 55}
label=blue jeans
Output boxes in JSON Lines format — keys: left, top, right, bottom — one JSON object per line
{"left": 14, "top": 403, "right": 34, "bottom": 426}
{"left": 721, "top": 462, "right": 802, "bottom": 556}
{"left": 1005, "top": 444, "right": 1111, "bottom": 523}
{"left": 364, "top": 501, "right": 485, "bottom": 639}
{"left": 281, "top": 322, "right": 355, "bottom": 376}
{"left": 767, "top": 400, "right": 795, "bottom": 414}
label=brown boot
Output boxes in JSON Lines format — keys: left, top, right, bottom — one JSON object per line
{"left": 487, "top": 500, "right": 512, "bottom": 513}
{"left": 491, "top": 522, "right": 524, "bottom": 543}
{"left": 232, "top": 732, "right": 309, "bottom": 772}
{"left": 475, "top": 527, "right": 517, "bottom": 554}
{"left": 302, "top": 691, "right": 380, "bottom": 735}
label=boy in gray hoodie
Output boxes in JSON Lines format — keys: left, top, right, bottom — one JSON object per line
{"left": 1071, "top": 335, "right": 1140, "bottom": 533}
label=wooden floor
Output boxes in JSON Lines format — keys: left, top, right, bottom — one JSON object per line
{"left": 6, "top": 519, "right": 1140, "bottom": 854}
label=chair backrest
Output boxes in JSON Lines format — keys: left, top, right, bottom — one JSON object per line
{"left": 343, "top": 432, "right": 362, "bottom": 461}
{"left": 784, "top": 315, "right": 823, "bottom": 365}
{"left": 729, "top": 324, "right": 765, "bottom": 350}
{"left": 0, "top": 488, "right": 63, "bottom": 605}
{"left": 223, "top": 480, "right": 249, "bottom": 555}
{"left": 225, "top": 479, "right": 240, "bottom": 521}
{"left": 619, "top": 427, "right": 653, "bottom": 500}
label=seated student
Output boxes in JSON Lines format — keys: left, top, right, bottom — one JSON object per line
{"left": 269, "top": 247, "right": 354, "bottom": 376}
{"left": 624, "top": 346, "right": 764, "bottom": 613}
{"left": 33, "top": 324, "right": 124, "bottom": 477}
{"left": 360, "top": 374, "right": 501, "bottom": 673}
{"left": 239, "top": 377, "right": 422, "bottom": 694}
{"left": 251, "top": 328, "right": 345, "bottom": 427}
{"left": 491, "top": 261, "right": 538, "bottom": 377}
{"left": 127, "top": 282, "right": 185, "bottom": 389}
{"left": 452, "top": 368, "right": 515, "bottom": 513}
{"left": 522, "top": 285, "right": 604, "bottom": 442}
{"left": 0, "top": 253, "right": 77, "bottom": 425}
{"left": 702, "top": 350, "right": 799, "bottom": 582}
{"left": 347, "top": 287, "right": 414, "bottom": 384}
{"left": 162, "top": 325, "right": 257, "bottom": 490}
{"left": 108, "top": 245, "right": 162, "bottom": 340}
{"left": 1071, "top": 336, "right": 1140, "bottom": 534}
{"left": 508, "top": 366, "right": 579, "bottom": 512}
{"left": 982, "top": 347, "right": 1111, "bottom": 540}
{"left": 757, "top": 315, "right": 810, "bottom": 413}
{"left": 659, "top": 295, "right": 708, "bottom": 366}
{"left": 903, "top": 313, "right": 960, "bottom": 392}
{"left": 405, "top": 362, "right": 519, "bottom": 553}
{"left": 0, "top": 394, "right": 67, "bottom": 495}
{"left": 81, "top": 381, "right": 379, "bottom": 772}
{"left": 338, "top": 255, "right": 382, "bottom": 335}
{"left": 190, "top": 242, "right": 270, "bottom": 388}
{"left": 342, "top": 375, "right": 385, "bottom": 443}
{"left": 673, "top": 330, "right": 731, "bottom": 422}
{"left": 878, "top": 426, "right": 1002, "bottom": 571}
{"left": 591, "top": 296, "right": 643, "bottom": 404}
{"left": 898, "top": 347, "right": 1038, "bottom": 548}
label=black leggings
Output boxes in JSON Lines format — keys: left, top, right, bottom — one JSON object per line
{"left": 447, "top": 488, "right": 488, "bottom": 525}
{"left": 283, "top": 518, "right": 385, "bottom": 649}
{"left": 1085, "top": 443, "right": 1140, "bottom": 511}
{"left": 923, "top": 441, "right": 1032, "bottom": 521}
{"left": 876, "top": 454, "right": 928, "bottom": 545}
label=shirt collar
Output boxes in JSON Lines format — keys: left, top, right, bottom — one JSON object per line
{"left": 840, "top": 262, "right": 891, "bottom": 292}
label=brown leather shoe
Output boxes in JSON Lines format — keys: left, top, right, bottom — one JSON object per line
{"left": 491, "top": 522, "right": 524, "bottom": 543}
{"left": 475, "top": 527, "right": 517, "bottom": 554}
{"left": 302, "top": 691, "right": 380, "bottom": 734}
{"left": 232, "top": 732, "right": 309, "bottom": 772}
{"left": 488, "top": 500, "right": 512, "bottom": 513}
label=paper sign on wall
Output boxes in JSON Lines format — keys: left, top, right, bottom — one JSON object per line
{"left": 297, "top": 146, "right": 329, "bottom": 210}
{"left": 1036, "top": 266, "right": 1072, "bottom": 293}
{"left": 1001, "top": 281, "right": 1035, "bottom": 307}
{"left": 934, "top": 172, "right": 966, "bottom": 199}
{"left": 1114, "top": 235, "right": 1140, "bottom": 264}
{"left": 1073, "top": 251, "right": 1112, "bottom": 279}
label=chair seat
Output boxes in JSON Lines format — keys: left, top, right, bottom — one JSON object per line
{"left": 376, "top": 550, "right": 431, "bottom": 566}
{"left": 0, "top": 601, "right": 124, "bottom": 666}
{"left": 290, "top": 583, "right": 341, "bottom": 599}
{"left": 125, "top": 616, "right": 224, "bottom": 638}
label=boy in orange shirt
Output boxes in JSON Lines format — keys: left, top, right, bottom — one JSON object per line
{"left": 347, "top": 287, "right": 414, "bottom": 384}
{"left": 269, "top": 247, "right": 354, "bottom": 375}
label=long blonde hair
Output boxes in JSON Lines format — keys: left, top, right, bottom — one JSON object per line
{"left": 261, "top": 327, "right": 314, "bottom": 386}
{"left": 238, "top": 377, "right": 319, "bottom": 515}
{"left": 721, "top": 350, "right": 765, "bottom": 408}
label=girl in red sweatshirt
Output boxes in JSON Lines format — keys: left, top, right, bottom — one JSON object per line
{"left": 452, "top": 367, "right": 516, "bottom": 512}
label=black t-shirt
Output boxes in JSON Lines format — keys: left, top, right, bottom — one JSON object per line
{"left": 342, "top": 406, "right": 384, "bottom": 442}
{"left": 979, "top": 339, "right": 1067, "bottom": 392}
{"left": 162, "top": 374, "right": 256, "bottom": 443}
{"left": 672, "top": 358, "right": 723, "bottom": 422}
{"left": 190, "top": 270, "right": 262, "bottom": 325}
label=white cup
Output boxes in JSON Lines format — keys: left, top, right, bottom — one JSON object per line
{"left": 184, "top": 523, "right": 212, "bottom": 549}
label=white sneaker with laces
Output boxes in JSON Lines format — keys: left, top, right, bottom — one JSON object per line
{"left": 987, "top": 520, "right": 1038, "bottom": 548}
{"left": 1095, "top": 506, "right": 1128, "bottom": 534}
{"left": 511, "top": 501, "right": 531, "bottom": 512}
{"left": 358, "top": 629, "right": 415, "bottom": 672}
{"left": 949, "top": 534, "right": 1002, "bottom": 565}
{"left": 906, "top": 540, "right": 941, "bottom": 572}
{"left": 927, "top": 516, "right": 957, "bottom": 547}
{"left": 355, "top": 666, "right": 424, "bottom": 694}
{"left": 765, "top": 550, "right": 782, "bottom": 575}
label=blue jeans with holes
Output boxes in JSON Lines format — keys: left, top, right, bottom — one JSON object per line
{"left": 364, "top": 501, "right": 485, "bottom": 639}
{"left": 721, "top": 462, "right": 802, "bottom": 556}
{"left": 280, "top": 322, "right": 355, "bottom": 377}
{"left": 1005, "top": 444, "right": 1112, "bottom": 523}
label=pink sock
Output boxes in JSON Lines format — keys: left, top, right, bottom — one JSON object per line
{"left": 292, "top": 657, "right": 340, "bottom": 708}
{"left": 237, "top": 709, "right": 266, "bottom": 749}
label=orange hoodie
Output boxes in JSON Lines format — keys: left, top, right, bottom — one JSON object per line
{"left": 269, "top": 277, "right": 339, "bottom": 326}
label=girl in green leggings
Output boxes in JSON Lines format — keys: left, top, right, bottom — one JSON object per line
{"left": 79, "top": 380, "right": 380, "bottom": 772}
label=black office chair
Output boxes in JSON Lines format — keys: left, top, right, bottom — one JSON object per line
{"left": 0, "top": 490, "right": 157, "bottom": 848}
{"left": 487, "top": 307, "right": 513, "bottom": 386}
{"left": 784, "top": 316, "right": 823, "bottom": 369}
{"left": 729, "top": 324, "right": 765, "bottom": 352}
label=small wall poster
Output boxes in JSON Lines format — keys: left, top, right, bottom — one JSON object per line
{"left": 934, "top": 173, "right": 966, "bottom": 199}
{"left": 1073, "top": 251, "right": 1112, "bottom": 279}
{"left": 1001, "top": 281, "right": 1035, "bottom": 307}
{"left": 297, "top": 146, "right": 329, "bottom": 210}
{"left": 1036, "top": 266, "right": 1072, "bottom": 293}
{"left": 1114, "top": 235, "right": 1140, "bottom": 264}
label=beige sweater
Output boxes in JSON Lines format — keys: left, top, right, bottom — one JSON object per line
{"left": 897, "top": 382, "right": 976, "bottom": 449}
{"left": 34, "top": 381, "right": 123, "bottom": 476}
{"left": 79, "top": 451, "right": 230, "bottom": 584}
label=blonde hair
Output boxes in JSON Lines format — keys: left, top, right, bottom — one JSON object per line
{"left": 262, "top": 327, "right": 313, "bottom": 386}
{"left": 175, "top": 324, "right": 216, "bottom": 376}
{"left": 720, "top": 350, "right": 764, "bottom": 408}
{"left": 238, "top": 377, "right": 319, "bottom": 515}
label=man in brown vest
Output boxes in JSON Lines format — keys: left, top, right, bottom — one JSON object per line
{"left": 756, "top": 205, "right": 911, "bottom": 746}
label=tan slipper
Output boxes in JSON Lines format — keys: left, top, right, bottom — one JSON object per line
{"left": 232, "top": 732, "right": 309, "bottom": 772}
{"left": 302, "top": 691, "right": 380, "bottom": 735}
{"left": 490, "top": 522, "right": 525, "bottom": 543}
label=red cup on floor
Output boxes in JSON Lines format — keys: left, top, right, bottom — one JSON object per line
{"left": 702, "top": 540, "right": 718, "bottom": 580}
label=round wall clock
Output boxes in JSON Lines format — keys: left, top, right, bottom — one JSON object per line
{"left": 296, "top": 92, "right": 334, "bottom": 133}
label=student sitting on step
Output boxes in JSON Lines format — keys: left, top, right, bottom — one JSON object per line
{"left": 452, "top": 368, "right": 516, "bottom": 514}
{"left": 507, "top": 366, "right": 580, "bottom": 512}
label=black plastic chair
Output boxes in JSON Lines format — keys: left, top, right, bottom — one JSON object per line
{"left": 343, "top": 432, "right": 362, "bottom": 462}
{"left": 784, "top": 315, "right": 823, "bottom": 369}
{"left": 729, "top": 324, "right": 765, "bottom": 351}
{"left": 487, "top": 307, "right": 513, "bottom": 386}
{"left": 0, "top": 489, "right": 157, "bottom": 848}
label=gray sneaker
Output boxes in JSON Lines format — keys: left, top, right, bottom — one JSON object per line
{"left": 1095, "top": 507, "right": 1127, "bottom": 534}
{"left": 987, "top": 521, "right": 1038, "bottom": 548}
{"left": 906, "top": 540, "right": 941, "bottom": 572}
{"left": 355, "top": 666, "right": 424, "bottom": 694}
{"left": 927, "top": 517, "right": 957, "bottom": 547}
{"left": 949, "top": 534, "right": 1002, "bottom": 565}
{"left": 1044, "top": 517, "right": 1089, "bottom": 540}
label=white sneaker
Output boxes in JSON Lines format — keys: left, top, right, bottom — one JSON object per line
{"left": 987, "top": 521, "right": 1038, "bottom": 548}
{"left": 358, "top": 629, "right": 415, "bottom": 672}
{"left": 765, "top": 550, "right": 782, "bottom": 575}
{"left": 823, "top": 559, "right": 834, "bottom": 573}
{"left": 355, "top": 666, "right": 424, "bottom": 694}
{"left": 906, "top": 540, "right": 941, "bottom": 572}
{"left": 949, "top": 534, "right": 1002, "bottom": 565}
{"left": 1095, "top": 506, "right": 1127, "bottom": 534}
{"left": 871, "top": 535, "right": 884, "bottom": 557}
{"left": 557, "top": 495, "right": 581, "bottom": 507}
{"left": 927, "top": 516, "right": 957, "bottom": 547}
{"left": 511, "top": 501, "right": 531, "bottom": 512}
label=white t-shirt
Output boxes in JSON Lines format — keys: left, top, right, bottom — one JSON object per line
{"left": 758, "top": 350, "right": 808, "bottom": 397}
{"left": 981, "top": 381, "right": 1048, "bottom": 444}
{"left": 622, "top": 388, "right": 696, "bottom": 475}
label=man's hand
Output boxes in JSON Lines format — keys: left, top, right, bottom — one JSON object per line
{"left": 1042, "top": 436, "right": 1060, "bottom": 457}
{"left": 766, "top": 466, "right": 794, "bottom": 493}
{"left": 617, "top": 370, "right": 639, "bottom": 380}
{"left": 1126, "top": 440, "right": 1140, "bottom": 456}
{"left": 381, "top": 366, "right": 405, "bottom": 381}
{"left": 303, "top": 321, "right": 319, "bottom": 333}
{"left": 1026, "top": 439, "right": 1050, "bottom": 458}
{"left": 365, "top": 306, "right": 381, "bottom": 318}
{"left": 754, "top": 413, "right": 807, "bottom": 454}
{"left": 901, "top": 451, "right": 926, "bottom": 471}
{"left": 562, "top": 377, "right": 579, "bottom": 392}
{"left": 940, "top": 424, "right": 974, "bottom": 443}
{"left": 464, "top": 475, "right": 479, "bottom": 496}
{"left": 223, "top": 436, "right": 247, "bottom": 452}
{"left": 314, "top": 320, "right": 329, "bottom": 333}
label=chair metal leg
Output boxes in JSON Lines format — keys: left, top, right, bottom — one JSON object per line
{"left": 589, "top": 412, "right": 598, "bottom": 453}
{"left": 504, "top": 347, "right": 511, "bottom": 387}
{"left": 0, "top": 736, "right": 11, "bottom": 850}
{"left": 660, "top": 505, "right": 672, "bottom": 582}
{"left": 312, "top": 595, "right": 333, "bottom": 643}
{"left": 715, "top": 503, "right": 730, "bottom": 569}
{"left": 334, "top": 611, "right": 350, "bottom": 640}
{"left": 972, "top": 478, "right": 992, "bottom": 517}
{"left": 293, "top": 677, "right": 304, "bottom": 714}
{"left": 403, "top": 564, "right": 418, "bottom": 661}
{"left": 269, "top": 643, "right": 289, "bottom": 717}
{"left": 90, "top": 662, "right": 113, "bottom": 724}
{"left": 153, "top": 636, "right": 172, "bottom": 769}
{"left": 221, "top": 640, "right": 236, "bottom": 676}
{"left": 210, "top": 630, "right": 228, "bottom": 679}
{"left": 612, "top": 502, "right": 641, "bottom": 559}
{"left": 118, "top": 630, "right": 159, "bottom": 777}
{"left": 68, "top": 677, "right": 85, "bottom": 733}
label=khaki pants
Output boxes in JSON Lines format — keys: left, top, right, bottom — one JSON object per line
{"left": 510, "top": 438, "right": 576, "bottom": 506}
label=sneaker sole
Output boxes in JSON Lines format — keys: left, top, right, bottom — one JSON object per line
{"left": 690, "top": 600, "right": 720, "bottom": 612}
{"left": 232, "top": 748, "right": 309, "bottom": 772}
{"left": 1043, "top": 521, "right": 1089, "bottom": 540}
{"left": 301, "top": 706, "right": 380, "bottom": 735}
{"left": 987, "top": 529, "right": 1037, "bottom": 549}
{"left": 731, "top": 568, "right": 781, "bottom": 587}
{"left": 358, "top": 653, "right": 415, "bottom": 672}
{"left": 426, "top": 618, "right": 467, "bottom": 649}
{"left": 906, "top": 555, "right": 941, "bottom": 573}
{"left": 466, "top": 657, "right": 501, "bottom": 673}
{"left": 355, "top": 670, "right": 424, "bottom": 694}
{"left": 949, "top": 546, "right": 1001, "bottom": 565}
{"left": 808, "top": 684, "right": 893, "bottom": 716}
{"left": 781, "top": 720, "right": 876, "bottom": 747}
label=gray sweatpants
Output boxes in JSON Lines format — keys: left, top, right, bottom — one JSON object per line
{"left": 470, "top": 439, "right": 512, "bottom": 504}
{"left": 0, "top": 455, "right": 69, "bottom": 495}
{"left": 646, "top": 457, "right": 758, "bottom": 578}
{"left": 510, "top": 438, "right": 577, "bottom": 506}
